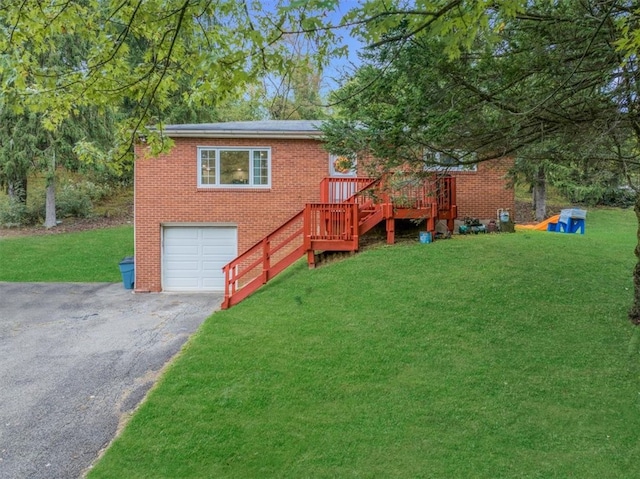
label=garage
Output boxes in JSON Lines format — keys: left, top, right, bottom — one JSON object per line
{"left": 162, "top": 225, "right": 237, "bottom": 291}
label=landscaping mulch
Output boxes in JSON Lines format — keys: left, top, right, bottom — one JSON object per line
{"left": 0, "top": 213, "right": 133, "bottom": 239}
{"left": 514, "top": 200, "right": 566, "bottom": 224}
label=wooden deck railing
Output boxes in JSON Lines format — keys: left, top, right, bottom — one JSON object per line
{"left": 378, "top": 175, "right": 455, "bottom": 209}
{"left": 320, "top": 177, "right": 377, "bottom": 203}
{"left": 388, "top": 181, "right": 433, "bottom": 208}
{"left": 304, "top": 203, "right": 359, "bottom": 252}
{"left": 221, "top": 175, "right": 457, "bottom": 309}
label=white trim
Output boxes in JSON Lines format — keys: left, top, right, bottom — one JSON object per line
{"left": 167, "top": 130, "right": 322, "bottom": 139}
{"left": 198, "top": 146, "right": 271, "bottom": 188}
{"left": 161, "top": 128, "right": 324, "bottom": 140}
{"left": 162, "top": 221, "right": 237, "bottom": 227}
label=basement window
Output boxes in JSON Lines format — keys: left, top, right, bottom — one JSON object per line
{"left": 198, "top": 147, "right": 271, "bottom": 188}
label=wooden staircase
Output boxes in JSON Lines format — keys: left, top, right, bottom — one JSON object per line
{"left": 221, "top": 175, "right": 456, "bottom": 309}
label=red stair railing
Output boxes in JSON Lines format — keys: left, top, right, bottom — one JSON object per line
{"left": 222, "top": 187, "right": 371, "bottom": 309}
{"left": 222, "top": 210, "right": 305, "bottom": 309}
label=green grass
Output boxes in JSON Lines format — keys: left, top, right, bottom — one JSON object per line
{"left": 82, "top": 208, "right": 640, "bottom": 477}
{"left": 0, "top": 225, "right": 133, "bottom": 282}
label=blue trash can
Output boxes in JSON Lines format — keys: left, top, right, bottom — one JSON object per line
{"left": 118, "top": 256, "right": 135, "bottom": 290}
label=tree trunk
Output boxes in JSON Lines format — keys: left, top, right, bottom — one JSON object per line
{"left": 629, "top": 193, "right": 640, "bottom": 325}
{"left": 7, "top": 177, "right": 28, "bottom": 204}
{"left": 44, "top": 179, "right": 57, "bottom": 228}
{"left": 532, "top": 165, "right": 547, "bottom": 221}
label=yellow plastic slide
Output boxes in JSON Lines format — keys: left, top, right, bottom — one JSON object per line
{"left": 515, "top": 214, "right": 560, "bottom": 231}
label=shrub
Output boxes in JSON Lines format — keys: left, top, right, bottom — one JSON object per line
{"left": 556, "top": 183, "right": 636, "bottom": 208}
{"left": 0, "top": 197, "right": 29, "bottom": 227}
{"left": 56, "top": 183, "right": 94, "bottom": 218}
{"left": 596, "top": 187, "right": 636, "bottom": 208}
{"left": 52, "top": 179, "right": 113, "bottom": 218}
{"left": 0, "top": 175, "right": 124, "bottom": 226}
{"left": 29, "top": 179, "right": 111, "bottom": 220}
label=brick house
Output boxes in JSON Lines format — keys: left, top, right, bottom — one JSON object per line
{"left": 134, "top": 120, "right": 514, "bottom": 298}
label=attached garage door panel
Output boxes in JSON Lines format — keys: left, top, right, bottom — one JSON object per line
{"left": 163, "top": 226, "right": 237, "bottom": 291}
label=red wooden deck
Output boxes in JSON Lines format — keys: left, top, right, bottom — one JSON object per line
{"left": 221, "top": 175, "right": 457, "bottom": 309}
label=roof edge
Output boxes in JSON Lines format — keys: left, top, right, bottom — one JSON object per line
{"left": 159, "top": 128, "right": 324, "bottom": 140}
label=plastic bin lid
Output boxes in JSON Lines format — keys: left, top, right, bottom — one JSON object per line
{"left": 119, "top": 256, "right": 134, "bottom": 264}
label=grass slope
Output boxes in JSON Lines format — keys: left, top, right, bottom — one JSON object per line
{"left": 89, "top": 209, "right": 640, "bottom": 478}
{"left": 0, "top": 225, "right": 133, "bottom": 282}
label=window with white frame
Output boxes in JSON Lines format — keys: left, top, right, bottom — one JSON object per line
{"left": 198, "top": 147, "right": 270, "bottom": 187}
{"left": 423, "top": 150, "right": 477, "bottom": 172}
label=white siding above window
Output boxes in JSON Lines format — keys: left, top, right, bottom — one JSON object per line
{"left": 198, "top": 147, "right": 271, "bottom": 188}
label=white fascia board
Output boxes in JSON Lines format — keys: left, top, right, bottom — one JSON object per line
{"left": 161, "top": 129, "right": 324, "bottom": 140}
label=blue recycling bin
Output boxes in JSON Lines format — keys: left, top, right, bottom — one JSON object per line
{"left": 118, "top": 256, "right": 135, "bottom": 290}
{"left": 419, "top": 231, "right": 432, "bottom": 243}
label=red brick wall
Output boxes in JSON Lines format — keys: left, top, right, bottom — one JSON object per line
{"left": 134, "top": 138, "right": 514, "bottom": 292}
{"left": 452, "top": 158, "right": 514, "bottom": 220}
{"left": 134, "top": 137, "right": 329, "bottom": 292}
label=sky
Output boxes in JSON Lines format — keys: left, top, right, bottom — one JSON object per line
{"left": 323, "top": 38, "right": 363, "bottom": 92}
{"left": 320, "top": 1, "right": 365, "bottom": 92}
{"left": 259, "top": 0, "right": 366, "bottom": 93}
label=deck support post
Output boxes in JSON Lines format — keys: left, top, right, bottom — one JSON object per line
{"left": 447, "top": 219, "right": 454, "bottom": 233}
{"left": 384, "top": 203, "right": 395, "bottom": 244}
{"left": 386, "top": 217, "right": 395, "bottom": 244}
{"left": 307, "top": 249, "right": 316, "bottom": 268}
{"left": 351, "top": 203, "right": 359, "bottom": 251}
{"left": 222, "top": 274, "right": 230, "bottom": 309}
{"left": 427, "top": 217, "right": 435, "bottom": 235}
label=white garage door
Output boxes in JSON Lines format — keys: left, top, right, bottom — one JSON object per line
{"left": 163, "top": 226, "right": 237, "bottom": 291}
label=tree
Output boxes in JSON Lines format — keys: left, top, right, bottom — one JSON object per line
{"left": 0, "top": 1, "right": 337, "bottom": 229}
{"left": 0, "top": 10, "right": 117, "bottom": 227}
{"left": 316, "top": 1, "right": 640, "bottom": 323}
{"left": 262, "top": 35, "right": 329, "bottom": 120}
{"left": 0, "top": 1, "right": 342, "bottom": 163}
{"left": 0, "top": 110, "right": 40, "bottom": 204}
{"left": 265, "top": 57, "right": 327, "bottom": 120}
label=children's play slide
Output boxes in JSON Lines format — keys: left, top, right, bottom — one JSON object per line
{"left": 515, "top": 214, "right": 560, "bottom": 231}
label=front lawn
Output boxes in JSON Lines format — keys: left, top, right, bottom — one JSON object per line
{"left": 0, "top": 225, "right": 133, "bottom": 282}
{"left": 84, "top": 209, "right": 640, "bottom": 477}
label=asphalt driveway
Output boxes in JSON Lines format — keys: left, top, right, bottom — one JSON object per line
{"left": 0, "top": 282, "right": 222, "bottom": 479}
